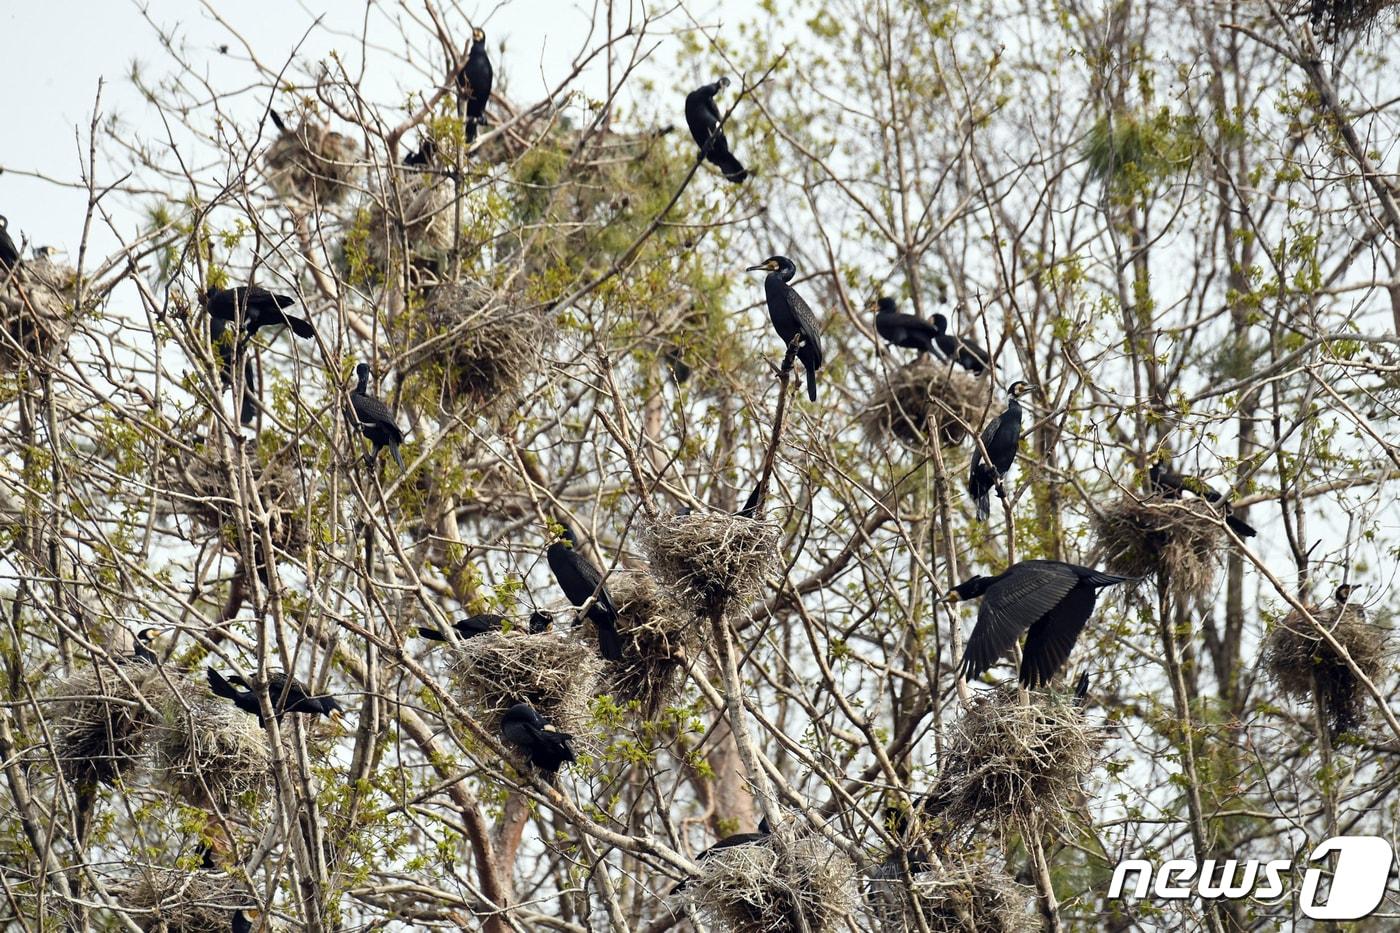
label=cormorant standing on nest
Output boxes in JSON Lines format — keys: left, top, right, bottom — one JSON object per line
{"left": 124, "top": 627, "right": 164, "bottom": 665}
{"left": 0, "top": 216, "right": 20, "bottom": 271}
{"left": 967, "top": 381, "right": 1034, "bottom": 520}
{"left": 203, "top": 286, "right": 315, "bottom": 339}
{"left": 672, "top": 817, "right": 774, "bottom": 893}
{"left": 931, "top": 312, "right": 990, "bottom": 373}
{"left": 746, "top": 256, "right": 824, "bottom": 401}
{"left": 418, "top": 610, "right": 552, "bottom": 642}
{"left": 458, "top": 28, "right": 493, "bottom": 143}
{"left": 945, "top": 560, "right": 1133, "bottom": 687}
{"left": 1148, "top": 457, "right": 1257, "bottom": 537}
{"left": 210, "top": 317, "right": 257, "bottom": 426}
{"left": 350, "top": 362, "right": 406, "bottom": 472}
{"left": 232, "top": 908, "right": 261, "bottom": 933}
{"left": 207, "top": 668, "right": 345, "bottom": 723}
{"left": 501, "top": 702, "right": 575, "bottom": 772}
{"left": 685, "top": 77, "right": 748, "bottom": 183}
{"left": 870, "top": 296, "right": 938, "bottom": 355}
{"left": 547, "top": 524, "right": 623, "bottom": 661}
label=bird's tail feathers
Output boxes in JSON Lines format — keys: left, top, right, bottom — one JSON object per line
{"left": 416, "top": 627, "right": 447, "bottom": 641}
{"left": 974, "top": 492, "right": 990, "bottom": 521}
{"left": 206, "top": 667, "right": 240, "bottom": 700}
{"left": 1226, "top": 514, "right": 1257, "bottom": 537}
{"left": 805, "top": 365, "right": 817, "bottom": 402}
{"left": 288, "top": 315, "right": 315, "bottom": 338}
{"left": 390, "top": 444, "right": 407, "bottom": 473}
{"left": 595, "top": 620, "right": 624, "bottom": 662}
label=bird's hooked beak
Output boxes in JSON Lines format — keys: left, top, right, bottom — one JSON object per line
{"left": 543, "top": 724, "right": 559, "bottom": 733}
{"left": 939, "top": 590, "right": 962, "bottom": 604}
{"left": 328, "top": 709, "right": 346, "bottom": 727}
{"left": 863, "top": 298, "right": 879, "bottom": 313}
{"left": 472, "top": 27, "right": 485, "bottom": 41}
{"left": 746, "top": 260, "right": 777, "bottom": 273}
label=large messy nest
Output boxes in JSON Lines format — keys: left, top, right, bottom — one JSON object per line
{"left": 1089, "top": 494, "right": 1222, "bottom": 602}
{"left": 158, "top": 446, "right": 308, "bottom": 556}
{"left": 865, "top": 851, "right": 1036, "bottom": 933}
{"left": 49, "top": 664, "right": 172, "bottom": 788}
{"left": 1290, "top": 0, "right": 1400, "bottom": 42}
{"left": 264, "top": 117, "right": 359, "bottom": 206}
{"left": 357, "top": 171, "right": 458, "bottom": 283}
{"left": 642, "top": 512, "right": 779, "bottom": 619}
{"left": 153, "top": 691, "right": 273, "bottom": 811}
{"left": 1263, "top": 600, "right": 1389, "bottom": 737}
{"left": 403, "top": 280, "right": 552, "bottom": 410}
{"left": 923, "top": 688, "right": 1098, "bottom": 837}
{"left": 449, "top": 630, "right": 603, "bottom": 740}
{"left": 0, "top": 258, "right": 79, "bottom": 370}
{"left": 861, "top": 360, "right": 989, "bottom": 448}
{"left": 682, "top": 820, "right": 858, "bottom": 933}
{"left": 116, "top": 867, "right": 258, "bottom": 933}
{"left": 604, "top": 570, "right": 702, "bottom": 717}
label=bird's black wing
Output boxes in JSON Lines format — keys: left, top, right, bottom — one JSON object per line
{"left": 0, "top": 219, "right": 19, "bottom": 270}
{"left": 1018, "top": 582, "right": 1096, "bottom": 687}
{"left": 779, "top": 283, "right": 824, "bottom": 367}
{"left": 207, "top": 667, "right": 241, "bottom": 700}
{"left": 351, "top": 393, "right": 404, "bottom": 442}
{"left": 961, "top": 561, "right": 1077, "bottom": 680}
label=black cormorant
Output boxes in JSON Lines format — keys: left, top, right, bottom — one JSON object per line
{"left": 685, "top": 77, "right": 748, "bottom": 183}
{"left": 351, "top": 363, "right": 406, "bottom": 472}
{"left": 1148, "top": 458, "right": 1256, "bottom": 537}
{"left": 672, "top": 817, "right": 773, "bottom": 893}
{"left": 207, "top": 667, "right": 345, "bottom": 723}
{"left": 126, "top": 627, "right": 164, "bottom": 665}
{"left": 404, "top": 137, "right": 435, "bottom": 167}
{"left": 547, "top": 524, "right": 623, "bottom": 661}
{"left": 930, "top": 312, "right": 990, "bottom": 373}
{"left": 231, "top": 908, "right": 260, "bottom": 933}
{"left": 204, "top": 286, "right": 315, "bottom": 339}
{"left": 0, "top": 216, "right": 20, "bottom": 271}
{"left": 458, "top": 28, "right": 493, "bottom": 142}
{"left": 501, "top": 702, "right": 575, "bottom": 773}
{"left": 210, "top": 317, "right": 257, "bottom": 425}
{"left": 967, "top": 381, "right": 1034, "bottom": 520}
{"left": 870, "top": 297, "right": 938, "bottom": 355}
{"left": 945, "top": 560, "right": 1132, "bottom": 687}
{"left": 746, "top": 256, "right": 824, "bottom": 401}
{"left": 418, "top": 611, "right": 551, "bottom": 642}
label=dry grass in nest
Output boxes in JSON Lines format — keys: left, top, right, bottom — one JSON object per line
{"left": 362, "top": 173, "right": 457, "bottom": 277}
{"left": 49, "top": 665, "right": 171, "bottom": 788}
{"left": 153, "top": 691, "right": 272, "bottom": 811}
{"left": 0, "top": 260, "right": 78, "bottom": 369}
{"left": 923, "top": 688, "right": 1097, "bottom": 837}
{"left": 264, "top": 118, "right": 358, "bottom": 206}
{"left": 642, "top": 512, "right": 779, "bottom": 619}
{"left": 407, "top": 280, "right": 551, "bottom": 409}
{"left": 604, "top": 570, "right": 702, "bottom": 717}
{"left": 118, "top": 868, "right": 257, "bottom": 933}
{"left": 861, "top": 360, "right": 989, "bottom": 448}
{"left": 1089, "top": 495, "right": 1221, "bottom": 602}
{"left": 1290, "top": 0, "right": 1400, "bottom": 42}
{"left": 159, "top": 448, "right": 307, "bottom": 555}
{"left": 449, "top": 631, "right": 603, "bottom": 740}
{"left": 683, "top": 821, "right": 858, "bottom": 933}
{"left": 866, "top": 852, "right": 1035, "bottom": 933}
{"left": 1263, "top": 602, "right": 1389, "bottom": 736}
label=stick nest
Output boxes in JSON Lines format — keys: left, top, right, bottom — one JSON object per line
{"left": 449, "top": 631, "right": 603, "bottom": 739}
{"left": 1089, "top": 495, "right": 1222, "bottom": 602}
{"left": 159, "top": 447, "right": 307, "bottom": 555}
{"left": 0, "top": 259, "right": 79, "bottom": 369}
{"left": 49, "top": 665, "right": 172, "bottom": 788}
{"left": 1263, "top": 601, "right": 1389, "bottom": 736}
{"left": 359, "top": 172, "right": 457, "bottom": 281}
{"left": 152, "top": 691, "right": 273, "bottom": 810}
{"left": 404, "top": 280, "right": 552, "bottom": 410}
{"left": 264, "top": 118, "right": 358, "bottom": 205}
{"left": 1290, "top": 0, "right": 1400, "bottom": 42}
{"left": 117, "top": 868, "right": 257, "bottom": 933}
{"left": 861, "top": 360, "right": 989, "bottom": 448}
{"left": 603, "top": 570, "right": 703, "bottom": 717}
{"left": 923, "top": 688, "right": 1098, "bottom": 836}
{"left": 642, "top": 512, "right": 779, "bottom": 618}
{"left": 684, "top": 821, "right": 858, "bottom": 933}
{"left": 866, "top": 852, "right": 1036, "bottom": 933}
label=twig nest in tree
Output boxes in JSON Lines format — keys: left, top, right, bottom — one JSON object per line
{"left": 357, "top": 171, "right": 457, "bottom": 281}
{"left": 865, "top": 851, "right": 1036, "bottom": 933}
{"left": 404, "top": 280, "right": 551, "bottom": 410}
{"left": 923, "top": 688, "right": 1098, "bottom": 837}
{"left": 683, "top": 819, "right": 858, "bottom": 933}
{"left": 116, "top": 868, "right": 259, "bottom": 932}
{"left": 1290, "top": 0, "right": 1400, "bottom": 43}
{"left": 604, "top": 570, "right": 704, "bottom": 717}
{"left": 642, "top": 512, "right": 779, "bottom": 619}
{"left": 152, "top": 690, "right": 273, "bottom": 810}
{"left": 1089, "top": 495, "right": 1222, "bottom": 602}
{"left": 860, "top": 360, "right": 989, "bottom": 448}
{"left": 0, "top": 259, "right": 79, "bottom": 370}
{"left": 1263, "top": 600, "right": 1389, "bottom": 736}
{"left": 49, "top": 664, "right": 171, "bottom": 788}
{"left": 449, "top": 631, "right": 603, "bottom": 740}
{"left": 158, "top": 447, "right": 307, "bottom": 556}
{"left": 264, "top": 118, "right": 358, "bottom": 206}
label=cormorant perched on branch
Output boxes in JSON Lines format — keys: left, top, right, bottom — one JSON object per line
{"left": 967, "top": 381, "right": 1034, "bottom": 520}
{"left": 931, "top": 312, "right": 990, "bottom": 374}
{"left": 746, "top": 256, "right": 824, "bottom": 401}
{"left": 870, "top": 297, "right": 938, "bottom": 355}
{"left": 945, "top": 560, "right": 1133, "bottom": 687}
{"left": 547, "top": 524, "right": 623, "bottom": 661}
{"left": 458, "top": 28, "right": 493, "bottom": 143}
{"left": 350, "top": 363, "right": 406, "bottom": 472}
{"left": 207, "top": 667, "right": 344, "bottom": 723}
{"left": 210, "top": 317, "right": 257, "bottom": 425}
{"left": 204, "top": 286, "right": 315, "bottom": 339}
{"left": 418, "top": 610, "right": 552, "bottom": 642}
{"left": 0, "top": 216, "right": 21, "bottom": 271}
{"left": 685, "top": 77, "right": 748, "bottom": 183}
{"left": 1148, "top": 457, "right": 1257, "bottom": 537}
{"left": 501, "top": 702, "right": 575, "bottom": 772}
